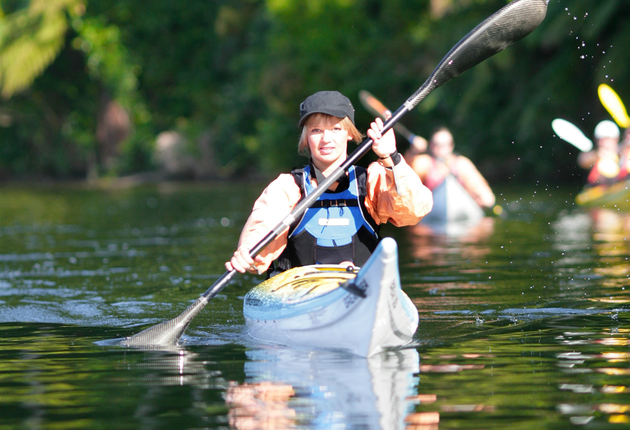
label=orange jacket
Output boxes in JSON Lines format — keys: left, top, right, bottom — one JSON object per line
{"left": 238, "top": 158, "right": 433, "bottom": 273}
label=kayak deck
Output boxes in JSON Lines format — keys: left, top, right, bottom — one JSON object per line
{"left": 243, "top": 238, "right": 418, "bottom": 357}
{"left": 250, "top": 266, "right": 356, "bottom": 304}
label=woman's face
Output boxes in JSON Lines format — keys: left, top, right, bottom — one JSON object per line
{"left": 306, "top": 116, "right": 351, "bottom": 171}
{"left": 430, "top": 130, "right": 455, "bottom": 159}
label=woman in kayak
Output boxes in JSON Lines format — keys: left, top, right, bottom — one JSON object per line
{"left": 226, "top": 90, "right": 433, "bottom": 275}
{"left": 405, "top": 127, "right": 495, "bottom": 209}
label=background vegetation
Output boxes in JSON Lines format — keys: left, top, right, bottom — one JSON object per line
{"left": 0, "top": 0, "right": 628, "bottom": 184}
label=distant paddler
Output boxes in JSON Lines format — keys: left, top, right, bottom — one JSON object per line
{"left": 577, "top": 120, "right": 622, "bottom": 186}
{"left": 598, "top": 84, "right": 630, "bottom": 181}
{"left": 358, "top": 90, "right": 497, "bottom": 215}
{"left": 405, "top": 127, "right": 496, "bottom": 210}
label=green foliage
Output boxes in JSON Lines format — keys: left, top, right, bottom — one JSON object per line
{"left": 0, "top": 0, "right": 79, "bottom": 98}
{"left": 0, "top": 0, "right": 629, "bottom": 183}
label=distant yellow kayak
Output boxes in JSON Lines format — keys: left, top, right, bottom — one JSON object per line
{"left": 576, "top": 178, "right": 630, "bottom": 208}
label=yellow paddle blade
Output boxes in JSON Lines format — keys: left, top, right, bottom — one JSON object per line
{"left": 598, "top": 84, "right": 630, "bottom": 128}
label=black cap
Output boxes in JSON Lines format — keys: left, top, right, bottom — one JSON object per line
{"left": 298, "top": 91, "right": 355, "bottom": 127}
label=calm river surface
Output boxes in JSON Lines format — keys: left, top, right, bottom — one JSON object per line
{"left": 1, "top": 180, "right": 629, "bottom": 429}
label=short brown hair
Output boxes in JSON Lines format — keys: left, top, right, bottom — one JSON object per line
{"left": 298, "top": 114, "right": 364, "bottom": 156}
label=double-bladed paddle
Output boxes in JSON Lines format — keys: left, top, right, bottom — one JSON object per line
{"left": 122, "top": 0, "right": 548, "bottom": 347}
{"left": 551, "top": 118, "right": 594, "bottom": 152}
{"left": 358, "top": 89, "right": 427, "bottom": 150}
{"left": 598, "top": 84, "right": 630, "bottom": 129}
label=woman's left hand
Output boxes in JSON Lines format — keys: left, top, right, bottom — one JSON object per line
{"left": 368, "top": 110, "right": 396, "bottom": 160}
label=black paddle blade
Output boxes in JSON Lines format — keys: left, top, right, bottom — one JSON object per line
{"left": 121, "top": 296, "right": 208, "bottom": 346}
{"left": 407, "top": 0, "right": 548, "bottom": 109}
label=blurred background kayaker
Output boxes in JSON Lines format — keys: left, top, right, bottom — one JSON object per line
{"left": 404, "top": 127, "right": 496, "bottom": 209}
{"left": 617, "top": 128, "right": 630, "bottom": 180}
{"left": 226, "top": 91, "right": 433, "bottom": 275}
{"left": 577, "top": 120, "right": 621, "bottom": 185}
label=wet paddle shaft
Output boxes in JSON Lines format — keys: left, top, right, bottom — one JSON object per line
{"left": 124, "top": 0, "right": 548, "bottom": 347}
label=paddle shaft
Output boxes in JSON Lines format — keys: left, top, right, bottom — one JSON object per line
{"left": 123, "top": 0, "right": 548, "bottom": 346}
{"left": 200, "top": 106, "right": 409, "bottom": 302}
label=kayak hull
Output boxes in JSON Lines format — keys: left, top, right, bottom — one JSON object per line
{"left": 422, "top": 174, "right": 484, "bottom": 224}
{"left": 243, "top": 237, "right": 418, "bottom": 357}
{"left": 576, "top": 179, "right": 630, "bottom": 208}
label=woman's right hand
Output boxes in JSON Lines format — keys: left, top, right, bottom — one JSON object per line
{"left": 225, "top": 247, "right": 264, "bottom": 274}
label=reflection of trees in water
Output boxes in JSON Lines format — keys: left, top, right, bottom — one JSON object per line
{"left": 552, "top": 318, "right": 630, "bottom": 425}
{"left": 553, "top": 208, "right": 630, "bottom": 304}
{"left": 123, "top": 347, "right": 231, "bottom": 429}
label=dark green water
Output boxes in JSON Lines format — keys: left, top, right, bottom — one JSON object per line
{"left": 1, "top": 181, "right": 629, "bottom": 429}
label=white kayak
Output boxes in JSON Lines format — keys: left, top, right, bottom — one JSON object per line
{"left": 242, "top": 237, "right": 418, "bottom": 357}
{"left": 421, "top": 174, "right": 484, "bottom": 224}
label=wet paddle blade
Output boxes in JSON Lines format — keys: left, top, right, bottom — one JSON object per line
{"left": 406, "top": 0, "right": 548, "bottom": 109}
{"left": 121, "top": 296, "right": 208, "bottom": 346}
{"left": 552, "top": 118, "right": 593, "bottom": 152}
{"left": 598, "top": 84, "right": 630, "bottom": 129}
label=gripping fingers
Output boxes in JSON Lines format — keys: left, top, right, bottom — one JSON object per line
{"left": 369, "top": 111, "right": 396, "bottom": 158}
{"left": 226, "top": 248, "right": 254, "bottom": 273}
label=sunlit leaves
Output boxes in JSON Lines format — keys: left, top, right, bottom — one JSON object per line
{"left": 0, "top": 1, "right": 81, "bottom": 98}
{"left": 71, "top": 17, "right": 141, "bottom": 110}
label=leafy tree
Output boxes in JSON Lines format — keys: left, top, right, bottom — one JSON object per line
{"left": 0, "top": 0, "right": 147, "bottom": 179}
{"left": 0, "top": 0, "right": 629, "bottom": 184}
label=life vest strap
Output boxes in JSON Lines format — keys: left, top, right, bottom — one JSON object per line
{"left": 309, "top": 199, "right": 359, "bottom": 208}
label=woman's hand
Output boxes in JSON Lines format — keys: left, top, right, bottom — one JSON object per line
{"left": 368, "top": 111, "right": 397, "bottom": 161}
{"left": 225, "top": 246, "right": 264, "bottom": 274}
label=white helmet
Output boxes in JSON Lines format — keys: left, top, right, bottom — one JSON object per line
{"left": 594, "top": 120, "right": 620, "bottom": 139}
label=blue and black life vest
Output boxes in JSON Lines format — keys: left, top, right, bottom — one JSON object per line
{"left": 273, "top": 164, "right": 380, "bottom": 273}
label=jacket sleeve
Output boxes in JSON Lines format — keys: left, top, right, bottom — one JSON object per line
{"left": 364, "top": 157, "right": 433, "bottom": 226}
{"left": 237, "top": 174, "right": 302, "bottom": 273}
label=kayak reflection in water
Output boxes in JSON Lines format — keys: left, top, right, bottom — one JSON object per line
{"left": 404, "top": 127, "right": 496, "bottom": 210}
{"left": 577, "top": 120, "right": 623, "bottom": 186}
{"left": 226, "top": 348, "right": 423, "bottom": 430}
{"left": 226, "top": 90, "right": 433, "bottom": 276}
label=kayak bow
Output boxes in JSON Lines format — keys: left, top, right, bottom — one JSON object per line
{"left": 243, "top": 237, "right": 418, "bottom": 357}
